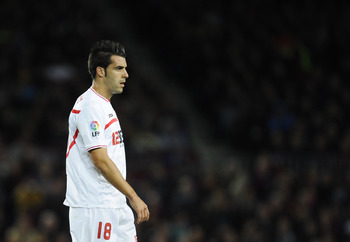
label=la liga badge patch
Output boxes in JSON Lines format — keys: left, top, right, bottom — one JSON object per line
{"left": 90, "top": 121, "right": 99, "bottom": 131}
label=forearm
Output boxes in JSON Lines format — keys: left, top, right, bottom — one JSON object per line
{"left": 89, "top": 148, "right": 137, "bottom": 200}
{"left": 101, "top": 161, "right": 149, "bottom": 223}
{"left": 98, "top": 159, "right": 137, "bottom": 200}
{"left": 89, "top": 148, "right": 150, "bottom": 223}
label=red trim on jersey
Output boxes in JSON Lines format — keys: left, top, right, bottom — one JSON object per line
{"left": 87, "top": 145, "right": 107, "bottom": 152}
{"left": 66, "top": 129, "right": 79, "bottom": 158}
{"left": 72, "top": 109, "right": 81, "bottom": 114}
{"left": 105, "top": 118, "right": 118, "bottom": 130}
{"left": 90, "top": 87, "right": 110, "bottom": 102}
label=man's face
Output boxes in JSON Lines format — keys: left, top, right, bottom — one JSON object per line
{"left": 104, "top": 55, "right": 128, "bottom": 95}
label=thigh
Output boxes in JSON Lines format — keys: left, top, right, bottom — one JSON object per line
{"left": 117, "top": 205, "right": 137, "bottom": 242}
{"left": 69, "top": 207, "right": 120, "bottom": 242}
{"left": 69, "top": 207, "right": 92, "bottom": 242}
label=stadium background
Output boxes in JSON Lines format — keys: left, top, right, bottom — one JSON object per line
{"left": 1, "top": 0, "right": 350, "bottom": 241}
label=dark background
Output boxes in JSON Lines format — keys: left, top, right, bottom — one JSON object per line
{"left": 1, "top": 0, "right": 350, "bottom": 241}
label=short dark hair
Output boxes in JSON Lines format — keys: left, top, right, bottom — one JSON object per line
{"left": 88, "top": 40, "right": 126, "bottom": 79}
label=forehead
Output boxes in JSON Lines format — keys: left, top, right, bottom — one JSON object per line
{"left": 109, "top": 55, "right": 127, "bottom": 67}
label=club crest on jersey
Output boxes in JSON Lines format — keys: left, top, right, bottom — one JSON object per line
{"left": 90, "top": 121, "right": 100, "bottom": 137}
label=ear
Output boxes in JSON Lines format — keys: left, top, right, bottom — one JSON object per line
{"left": 96, "top": 67, "right": 105, "bottom": 78}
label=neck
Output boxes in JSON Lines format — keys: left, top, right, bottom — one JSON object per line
{"left": 92, "top": 80, "right": 112, "bottom": 100}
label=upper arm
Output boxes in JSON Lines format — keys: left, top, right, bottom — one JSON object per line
{"left": 88, "top": 147, "right": 126, "bottom": 189}
{"left": 77, "top": 106, "right": 107, "bottom": 152}
{"left": 89, "top": 147, "right": 109, "bottom": 170}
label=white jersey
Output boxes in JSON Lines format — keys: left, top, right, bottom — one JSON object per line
{"left": 64, "top": 87, "right": 127, "bottom": 208}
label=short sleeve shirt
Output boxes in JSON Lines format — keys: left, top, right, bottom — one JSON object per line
{"left": 64, "top": 87, "right": 126, "bottom": 208}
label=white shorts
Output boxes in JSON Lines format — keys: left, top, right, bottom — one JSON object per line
{"left": 69, "top": 205, "right": 137, "bottom": 242}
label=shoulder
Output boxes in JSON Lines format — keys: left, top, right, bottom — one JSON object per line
{"left": 76, "top": 88, "right": 106, "bottom": 110}
{"left": 77, "top": 89, "right": 113, "bottom": 120}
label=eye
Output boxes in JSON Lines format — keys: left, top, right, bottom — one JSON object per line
{"left": 116, "top": 66, "right": 124, "bottom": 70}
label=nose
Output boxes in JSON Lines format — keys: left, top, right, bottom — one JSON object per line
{"left": 124, "top": 69, "right": 129, "bottom": 78}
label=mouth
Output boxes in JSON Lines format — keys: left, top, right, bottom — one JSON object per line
{"left": 120, "top": 82, "right": 125, "bottom": 87}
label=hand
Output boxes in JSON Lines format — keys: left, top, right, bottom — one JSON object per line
{"left": 128, "top": 196, "right": 150, "bottom": 224}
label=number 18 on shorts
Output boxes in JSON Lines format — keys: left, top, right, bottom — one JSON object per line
{"left": 69, "top": 206, "right": 137, "bottom": 242}
{"left": 97, "top": 222, "right": 112, "bottom": 240}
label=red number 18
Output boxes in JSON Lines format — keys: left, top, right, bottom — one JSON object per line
{"left": 97, "top": 222, "right": 112, "bottom": 240}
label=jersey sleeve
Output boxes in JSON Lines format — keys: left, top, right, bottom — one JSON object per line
{"left": 76, "top": 105, "right": 107, "bottom": 151}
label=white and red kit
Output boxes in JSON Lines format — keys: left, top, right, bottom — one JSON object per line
{"left": 64, "top": 87, "right": 127, "bottom": 208}
{"left": 64, "top": 87, "right": 137, "bottom": 242}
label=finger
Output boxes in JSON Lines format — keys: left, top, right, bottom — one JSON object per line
{"left": 144, "top": 208, "right": 149, "bottom": 221}
{"left": 138, "top": 210, "right": 144, "bottom": 224}
{"left": 137, "top": 212, "right": 142, "bottom": 224}
{"left": 139, "top": 211, "right": 147, "bottom": 224}
{"left": 146, "top": 209, "right": 150, "bottom": 221}
{"left": 143, "top": 209, "right": 148, "bottom": 222}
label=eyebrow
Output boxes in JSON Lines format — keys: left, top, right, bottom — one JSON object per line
{"left": 114, "top": 65, "right": 126, "bottom": 69}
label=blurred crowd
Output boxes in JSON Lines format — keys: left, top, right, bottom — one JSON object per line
{"left": 1, "top": 0, "right": 350, "bottom": 241}
{"left": 135, "top": 0, "right": 350, "bottom": 155}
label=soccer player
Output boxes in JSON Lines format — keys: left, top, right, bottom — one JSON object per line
{"left": 64, "top": 40, "right": 149, "bottom": 241}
